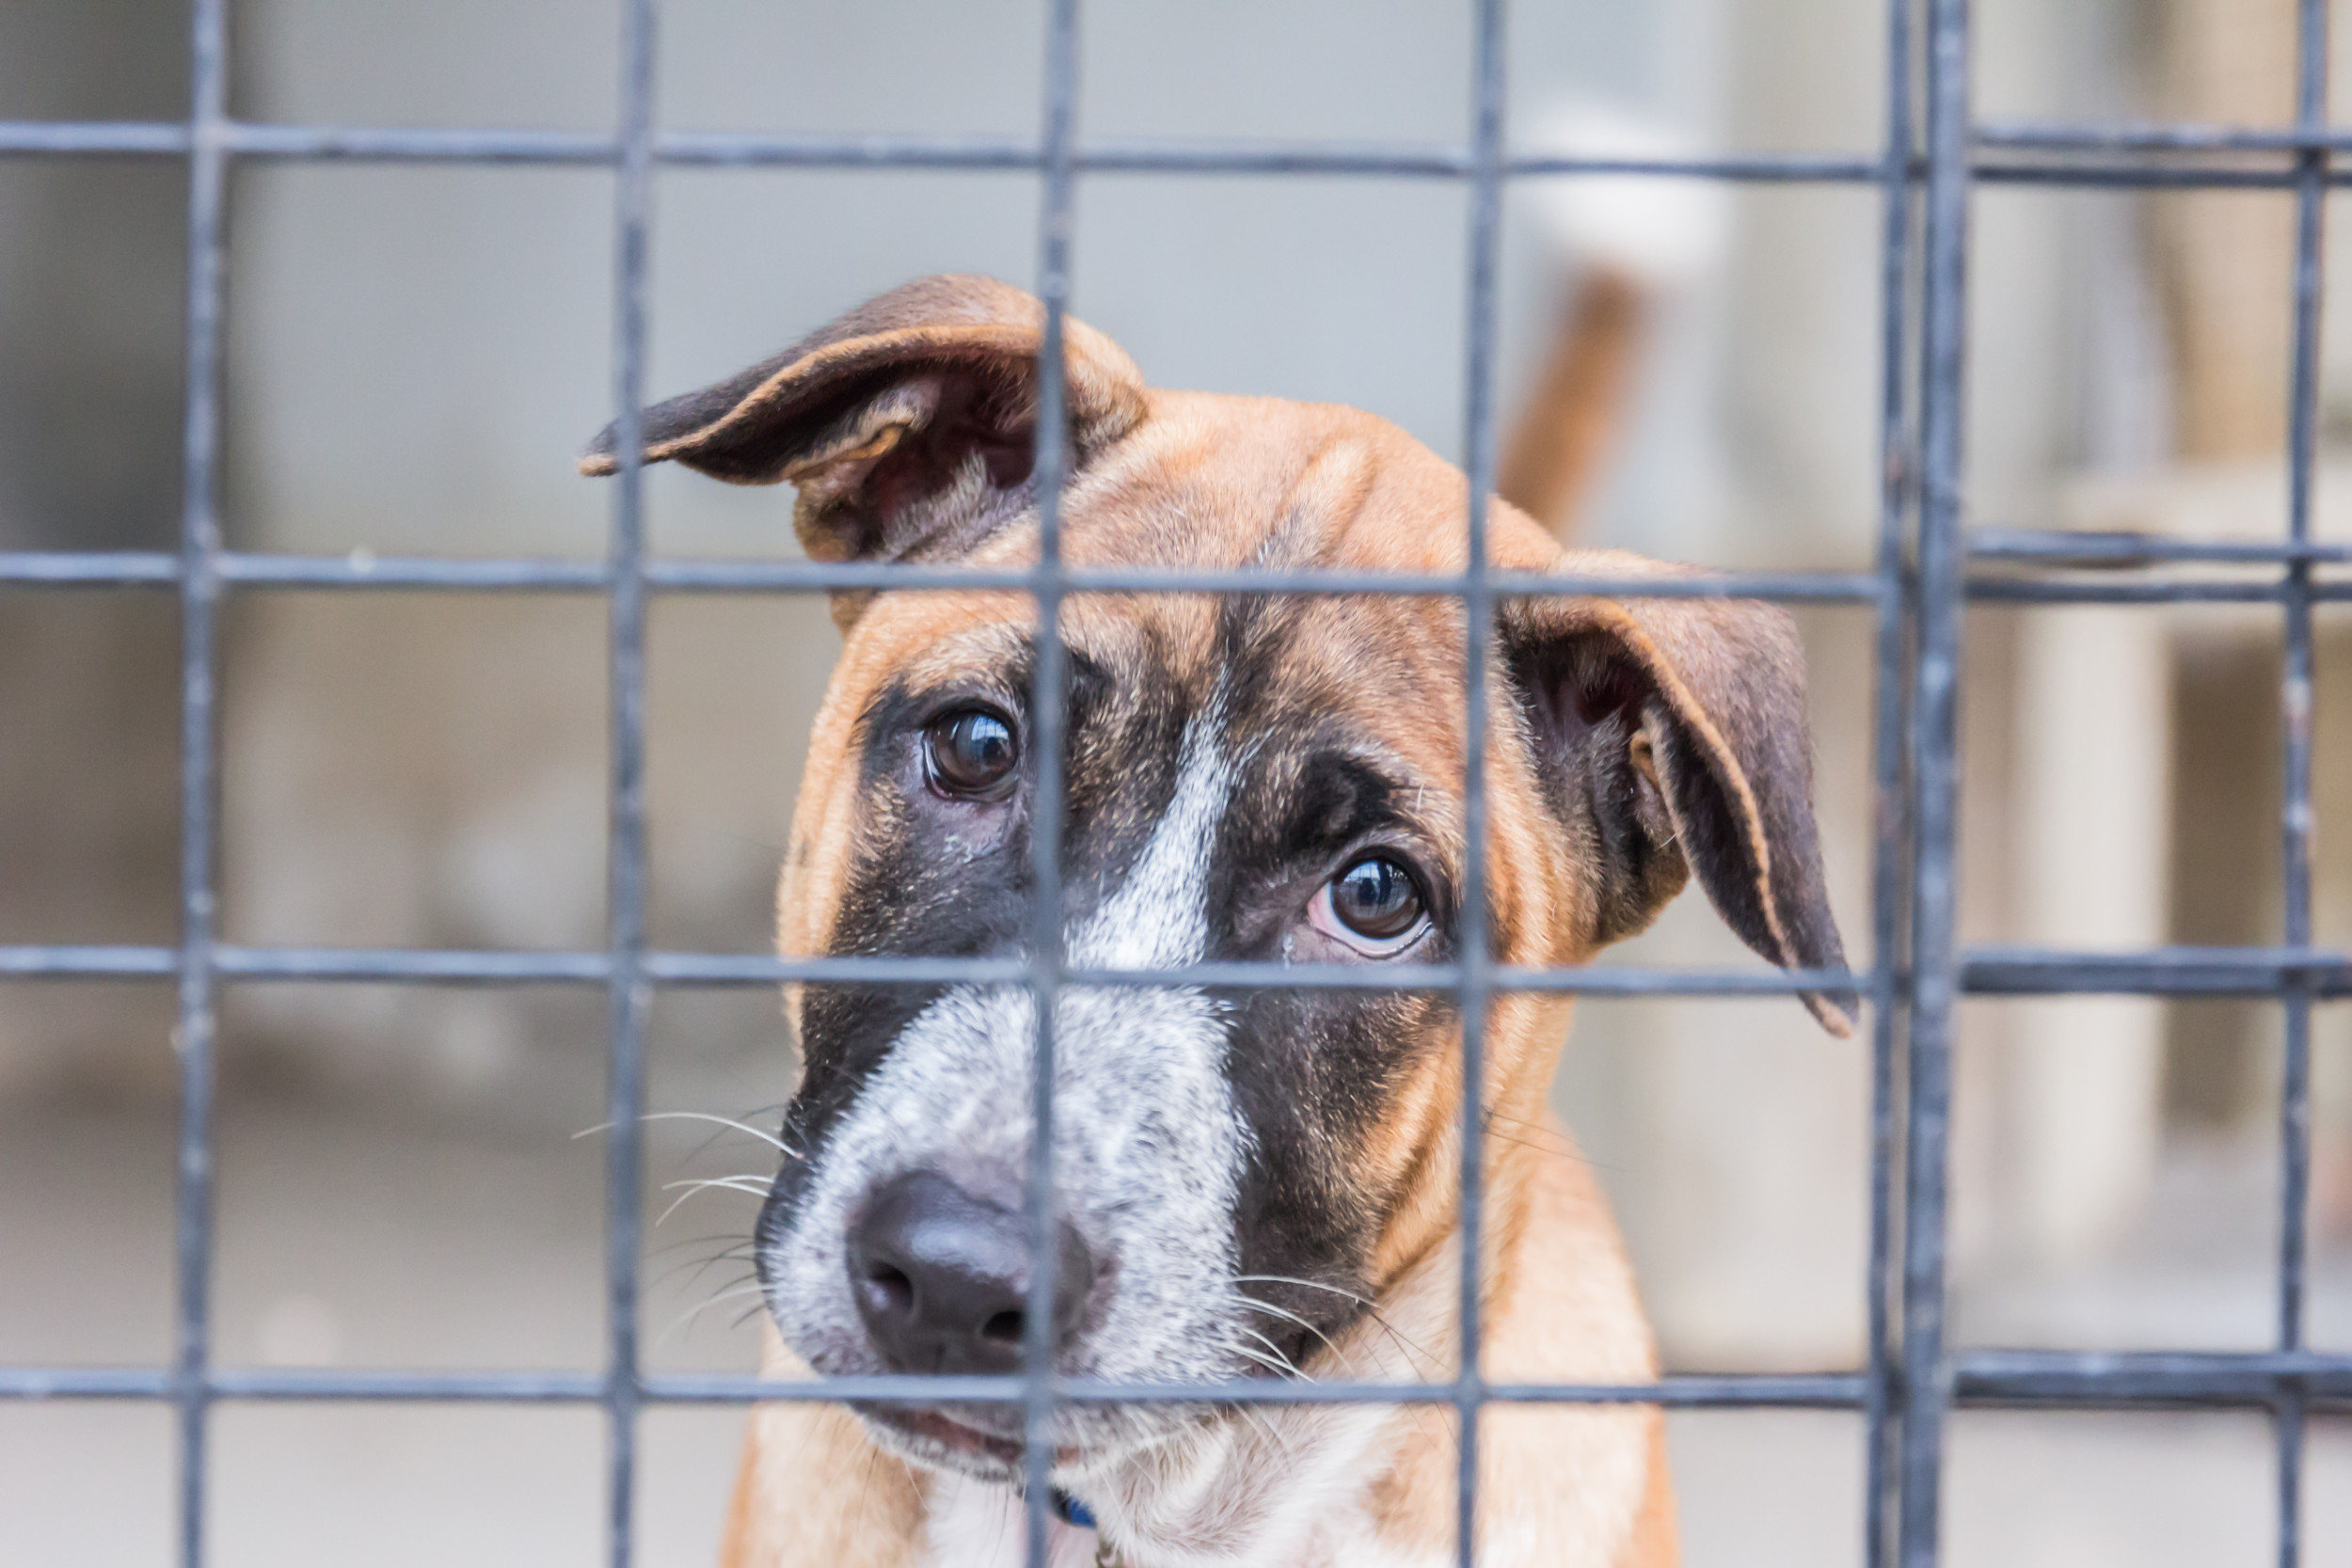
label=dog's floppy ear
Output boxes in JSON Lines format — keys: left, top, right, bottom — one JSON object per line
{"left": 580, "top": 274, "right": 1146, "bottom": 588}
{"left": 1502, "top": 552, "right": 1857, "bottom": 1035}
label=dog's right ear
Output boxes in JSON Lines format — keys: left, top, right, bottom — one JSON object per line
{"left": 580, "top": 274, "right": 1146, "bottom": 590}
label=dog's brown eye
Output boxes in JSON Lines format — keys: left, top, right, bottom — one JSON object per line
{"left": 1328, "top": 856, "right": 1423, "bottom": 942}
{"left": 927, "top": 708, "right": 1018, "bottom": 799}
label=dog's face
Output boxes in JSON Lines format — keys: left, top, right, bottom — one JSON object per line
{"left": 586, "top": 275, "right": 1851, "bottom": 1485}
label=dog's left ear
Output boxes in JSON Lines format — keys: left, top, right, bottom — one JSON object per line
{"left": 1502, "top": 564, "right": 1857, "bottom": 1035}
{"left": 579, "top": 274, "right": 1146, "bottom": 602}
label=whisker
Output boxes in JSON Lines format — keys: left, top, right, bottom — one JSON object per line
{"left": 1232, "top": 1275, "right": 1441, "bottom": 1370}
{"left": 649, "top": 1243, "right": 758, "bottom": 1296}
{"left": 1235, "top": 1293, "right": 1368, "bottom": 1386}
{"left": 660, "top": 1176, "right": 772, "bottom": 1195}
{"left": 576, "top": 1110, "right": 798, "bottom": 1156}
{"left": 660, "top": 1279, "right": 773, "bottom": 1345}
{"left": 1232, "top": 1274, "right": 1370, "bottom": 1307}
{"left": 1232, "top": 1287, "right": 1450, "bottom": 1457}
{"left": 1232, "top": 1325, "right": 1312, "bottom": 1381}
{"left": 647, "top": 1236, "right": 756, "bottom": 1272}
{"left": 653, "top": 1175, "right": 773, "bottom": 1227}
{"left": 678, "top": 1103, "right": 793, "bottom": 1166}
{"left": 1227, "top": 1343, "right": 1307, "bottom": 1402}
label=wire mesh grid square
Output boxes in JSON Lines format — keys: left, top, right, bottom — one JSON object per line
{"left": 1, "top": 1, "right": 2349, "bottom": 1565}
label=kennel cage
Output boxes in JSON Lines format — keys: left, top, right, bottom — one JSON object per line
{"left": 3, "top": 1, "right": 2351, "bottom": 1565}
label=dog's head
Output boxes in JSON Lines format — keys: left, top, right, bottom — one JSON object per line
{"left": 585, "top": 274, "right": 1852, "bottom": 1482}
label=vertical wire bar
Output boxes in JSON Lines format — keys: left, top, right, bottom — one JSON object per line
{"left": 1022, "top": 0, "right": 1081, "bottom": 1562}
{"left": 174, "top": 2, "right": 231, "bottom": 1561}
{"left": 1864, "top": 0, "right": 1919, "bottom": 1562}
{"left": 603, "top": 1, "right": 658, "bottom": 1561}
{"left": 1899, "top": 0, "right": 1971, "bottom": 1560}
{"left": 2274, "top": 3, "right": 2326, "bottom": 1563}
{"left": 1455, "top": 4, "right": 1506, "bottom": 1564}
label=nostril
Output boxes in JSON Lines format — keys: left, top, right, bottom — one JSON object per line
{"left": 978, "top": 1308, "right": 1025, "bottom": 1345}
{"left": 860, "top": 1262, "right": 914, "bottom": 1315}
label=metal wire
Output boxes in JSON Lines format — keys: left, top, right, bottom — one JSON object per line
{"left": 1453, "top": 5, "right": 1508, "bottom": 1561}
{"left": 170, "top": 4, "right": 230, "bottom": 1560}
{"left": 1018, "top": 1, "right": 1080, "bottom": 1559}
{"left": 601, "top": 1, "right": 657, "bottom": 1561}
{"left": 1, "top": 2, "right": 2347, "bottom": 1565}
{"left": 20, "top": 116, "right": 2352, "bottom": 191}
{"left": 1895, "top": 0, "right": 1971, "bottom": 1561}
{"left": 2272, "top": 4, "right": 2328, "bottom": 1563}
{"left": 1863, "top": 0, "right": 1919, "bottom": 1557}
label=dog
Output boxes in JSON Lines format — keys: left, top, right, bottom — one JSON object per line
{"left": 582, "top": 274, "right": 1852, "bottom": 1568}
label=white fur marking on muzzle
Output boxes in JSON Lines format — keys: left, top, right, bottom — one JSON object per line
{"left": 767, "top": 704, "right": 1252, "bottom": 1406}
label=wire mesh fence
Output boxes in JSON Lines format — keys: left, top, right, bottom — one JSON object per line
{"left": 1, "top": 1, "right": 2348, "bottom": 1566}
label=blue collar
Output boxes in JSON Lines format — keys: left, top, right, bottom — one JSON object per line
{"left": 1049, "top": 1488, "right": 1099, "bottom": 1530}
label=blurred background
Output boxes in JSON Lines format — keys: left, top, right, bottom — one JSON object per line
{"left": 3, "top": 0, "right": 2349, "bottom": 1562}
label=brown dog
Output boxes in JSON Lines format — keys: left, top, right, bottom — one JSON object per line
{"left": 583, "top": 275, "right": 1851, "bottom": 1568}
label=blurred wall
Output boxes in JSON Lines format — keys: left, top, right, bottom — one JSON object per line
{"left": 0, "top": 0, "right": 189, "bottom": 1104}
{"left": 0, "top": 1, "right": 187, "bottom": 552}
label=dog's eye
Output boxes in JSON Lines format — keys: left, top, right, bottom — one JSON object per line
{"left": 926, "top": 708, "right": 1019, "bottom": 799}
{"left": 1323, "top": 856, "right": 1425, "bottom": 945}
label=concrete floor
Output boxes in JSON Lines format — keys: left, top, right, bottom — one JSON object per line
{"left": 5, "top": 1088, "right": 2349, "bottom": 1567}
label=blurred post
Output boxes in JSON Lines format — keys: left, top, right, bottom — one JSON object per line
{"left": 2004, "top": 609, "right": 2173, "bottom": 1263}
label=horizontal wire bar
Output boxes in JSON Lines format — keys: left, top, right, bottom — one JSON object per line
{"left": 652, "top": 1373, "right": 1877, "bottom": 1408}
{"left": 1, "top": 552, "right": 1880, "bottom": 599}
{"left": 0, "top": 121, "right": 197, "bottom": 155}
{"left": 8, "top": 118, "right": 2352, "bottom": 192}
{"left": 209, "top": 1369, "right": 610, "bottom": 1402}
{"left": 0, "top": 550, "right": 183, "bottom": 584}
{"left": 0, "top": 1366, "right": 1861, "bottom": 1407}
{"left": 0, "top": 120, "right": 1874, "bottom": 181}
{"left": 642, "top": 952, "right": 1030, "bottom": 986}
{"left": 1952, "top": 1350, "right": 2352, "bottom": 1406}
{"left": 0, "top": 945, "right": 180, "bottom": 978}
{"left": 0, "top": 1368, "right": 177, "bottom": 1400}
{"left": 7, "top": 1358, "right": 2348, "bottom": 1410}
{"left": 1976, "top": 119, "right": 2352, "bottom": 154}
{"left": 1966, "top": 945, "right": 2351, "bottom": 998}
{"left": 2, "top": 944, "right": 1849, "bottom": 994}
{"left": 220, "top": 552, "right": 611, "bottom": 590}
{"left": 1966, "top": 162, "right": 2344, "bottom": 191}
{"left": 1971, "top": 530, "right": 2352, "bottom": 568}
{"left": 649, "top": 1374, "right": 1870, "bottom": 1408}
{"left": 9, "top": 549, "right": 2350, "bottom": 604}
{"left": 216, "top": 947, "right": 612, "bottom": 984}
{"left": 1969, "top": 578, "right": 2351, "bottom": 605}
{"left": 0, "top": 120, "right": 1780, "bottom": 175}
{"left": 8, "top": 942, "right": 2345, "bottom": 997}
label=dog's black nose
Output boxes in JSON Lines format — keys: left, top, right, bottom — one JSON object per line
{"left": 848, "top": 1170, "right": 1097, "bottom": 1375}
